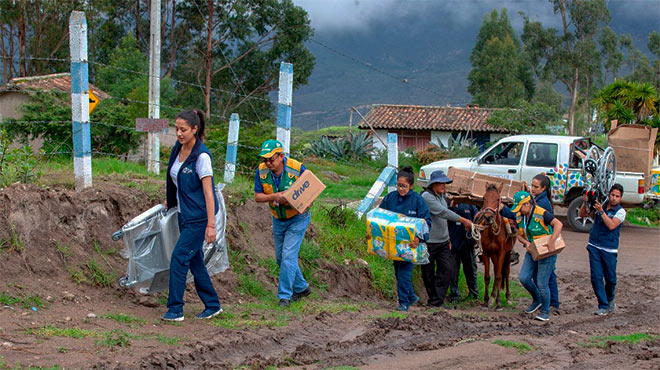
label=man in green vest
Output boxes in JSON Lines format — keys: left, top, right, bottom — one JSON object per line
{"left": 254, "top": 140, "right": 311, "bottom": 307}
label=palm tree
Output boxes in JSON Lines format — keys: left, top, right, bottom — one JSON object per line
{"left": 594, "top": 80, "right": 659, "bottom": 127}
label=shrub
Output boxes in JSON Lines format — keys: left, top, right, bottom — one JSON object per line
{"left": 308, "top": 132, "right": 373, "bottom": 160}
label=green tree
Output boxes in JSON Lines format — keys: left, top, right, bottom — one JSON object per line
{"left": 467, "top": 8, "right": 534, "bottom": 107}
{"left": 649, "top": 31, "right": 660, "bottom": 91}
{"left": 532, "top": 79, "right": 565, "bottom": 115}
{"left": 174, "top": 0, "right": 315, "bottom": 121}
{"left": 598, "top": 26, "right": 623, "bottom": 81}
{"left": 486, "top": 101, "right": 561, "bottom": 134}
{"left": 522, "top": 0, "right": 610, "bottom": 135}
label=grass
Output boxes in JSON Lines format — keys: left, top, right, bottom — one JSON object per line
{"left": 27, "top": 326, "right": 96, "bottom": 339}
{"left": 95, "top": 329, "right": 132, "bottom": 348}
{"left": 85, "top": 258, "right": 116, "bottom": 287}
{"left": 579, "top": 333, "right": 660, "bottom": 348}
{"left": 626, "top": 206, "right": 660, "bottom": 227}
{"left": 369, "top": 311, "right": 408, "bottom": 319}
{"left": 310, "top": 204, "right": 395, "bottom": 299}
{"left": 493, "top": 339, "right": 534, "bottom": 354}
{"left": 39, "top": 156, "right": 162, "bottom": 201}
{"left": 0, "top": 291, "right": 44, "bottom": 309}
{"left": 210, "top": 300, "right": 363, "bottom": 330}
{"left": 0, "top": 222, "right": 24, "bottom": 253}
{"left": 26, "top": 325, "right": 182, "bottom": 348}
{"left": 304, "top": 157, "right": 381, "bottom": 200}
{"left": 103, "top": 313, "right": 147, "bottom": 325}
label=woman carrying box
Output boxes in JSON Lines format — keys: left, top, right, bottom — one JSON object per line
{"left": 511, "top": 191, "right": 563, "bottom": 322}
{"left": 377, "top": 166, "right": 432, "bottom": 312}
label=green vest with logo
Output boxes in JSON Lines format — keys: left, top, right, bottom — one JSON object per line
{"left": 258, "top": 157, "right": 302, "bottom": 220}
{"left": 516, "top": 205, "right": 553, "bottom": 242}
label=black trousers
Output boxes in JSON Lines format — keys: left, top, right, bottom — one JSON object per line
{"left": 449, "top": 245, "right": 479, "bottom": 300}
{"left": 422, "top": 241, "right": 454, "bottom": 306}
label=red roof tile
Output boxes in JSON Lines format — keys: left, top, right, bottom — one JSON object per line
{"left": 3, "top": 73, "right": 109, "bottom": 99}
{"left": 358, "top": 104, "right": 508, "bottom": 133}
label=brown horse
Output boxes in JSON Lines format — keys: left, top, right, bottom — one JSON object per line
{"left": 475, "top": 183, "right": 515, "bottom": 309}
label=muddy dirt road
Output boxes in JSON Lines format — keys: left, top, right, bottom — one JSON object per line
{"left": 119, "top": 223, "right": 660, "bottom": 369}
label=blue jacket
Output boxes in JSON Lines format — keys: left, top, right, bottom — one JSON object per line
{"left": 501, "top": 191, "right": 553, "bottom": 220}
{"left": 449, "top": 203, "right": 478, "bottom": 252}
{"left": 588, "top": 202, "right": 623, "bottom": 252}
{"left": 380, "top": 190, "right": 432, "bottom": 241}
{"left": 166, "top": 139, "right": 219, "bottom": 225}
{"left": 534, "top": 191, "right": 554, "bottom": 218}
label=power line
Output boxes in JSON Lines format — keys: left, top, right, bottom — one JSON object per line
{"left": 308, "top": 38, "right": 462, "bottom": 103}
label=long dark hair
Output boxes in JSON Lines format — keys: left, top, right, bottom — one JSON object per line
{"left": 397, "top": 166, "right": 415, "bottom": 186}
{"left": 533, "top": 173, "right": 551, "bottom": 201}
{"left": 176, "top": 109, "right": 206, "bottom": 139}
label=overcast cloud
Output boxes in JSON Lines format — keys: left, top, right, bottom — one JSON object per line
{"left": 293, "top": 0, "right": 660, "bottom": 34}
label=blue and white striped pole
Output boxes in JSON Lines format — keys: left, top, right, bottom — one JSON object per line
{"left": 355, "top": 167, "right": 397, "bottom": 219}
{"left": 276, "top": 62, "right": 293, "bottom": 154}
{"left": 69, "top": 11, "right": 92, "bottom": 191}
{"left": 224, "top": 113, "right": 240, "bottom": 184}
{"left": 387, "top": 133, "right": 398, "bottom": 193}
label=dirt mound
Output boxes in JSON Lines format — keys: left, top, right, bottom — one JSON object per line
{"left": 0, "top": 182, "right": 378, "bottom": 303}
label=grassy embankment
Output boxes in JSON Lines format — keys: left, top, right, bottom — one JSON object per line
{"left": 30, "top": 156, "right": 526, "bottom": 324}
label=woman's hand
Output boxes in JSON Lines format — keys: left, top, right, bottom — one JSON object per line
{"left": 205, "top": 225, "right": 216, "bottom": 244}
{"left": 411, "top": 237, "right": 420, "bottom": 249}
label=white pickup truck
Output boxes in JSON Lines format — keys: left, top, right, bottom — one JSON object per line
{"left": 418, "top": 135, "right": 652, "bottom": 232}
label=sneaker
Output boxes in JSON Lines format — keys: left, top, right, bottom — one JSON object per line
{"left": 550, "top": 306, "right": 561, "bottom": 315}
{"left": 524, "top": 301, "right": 542, "bottom": 314}
{"left": 594, "top": 308, "right": 608, "bottom": 316}
{"left": 196, "top": 308, "right": 223, "bottom": 319}
{"left": 279, "top": 299, "right": 290, "bottom": 308}
{"left": 161, "top": 311, "right": 184, "bottom": 322}
{"left": 291, "top": 287, "right": 312, "bottom": 301}
{"left": 409, "top": 296, "right": 420, "bottom": 307}
{"left": 535, "top": 312, "right": 549, "bottom": 321}
{"left": 397, "top": 303, "right": 409, "bottom": 312}
{"left": 607, "top": 300, "right": 615, "bottom": 314}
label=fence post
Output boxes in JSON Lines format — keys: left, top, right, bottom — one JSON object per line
{"left": 355, "top": 167, "right": 397, "bottom": 219}
{"left": 387, "top": 132, "right": 398, "bottom": 193}
{"left": 276, "top": 61, "right": 292, "bottom": 154}
{"left": 224, "top": 113, "right": 240, "bottom": 184}
{"left": 147, "top": 0, "right": 161, "bottom": 174}
{"left": 69, "top": 11, "right": 92, "bottom": 191}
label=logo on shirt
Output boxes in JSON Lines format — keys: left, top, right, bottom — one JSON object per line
{"left": 182, "top": 167, "right": 193, "bottom": 174}
{"left": 407, "top": 210, "right": 417, "bottom": 215}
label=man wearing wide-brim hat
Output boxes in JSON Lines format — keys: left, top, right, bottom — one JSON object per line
{"left": 254, "top": 140, "right": 311, "bottom": 307}
{"left": 421, "top": 170, "right": 473, "bottom": 307}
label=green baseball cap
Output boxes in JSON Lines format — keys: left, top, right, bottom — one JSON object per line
{"left": 511, "top": 191, "right": 532, "bottom": 212}
{"left": 258, "top": 139, "right": 283, "bottom": 158}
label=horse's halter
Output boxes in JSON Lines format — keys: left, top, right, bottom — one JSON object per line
{"left": 475, "top": 195, "right": 502, "bottom": 235}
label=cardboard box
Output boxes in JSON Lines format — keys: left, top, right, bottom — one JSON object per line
{"left": 529, "top": 234, "right": 566, "bottom": 261}
{"left": 446, "top": 167, "right": 526, "bottom": 201}
{"left": 282, "top": 170, "right": 326, "bottom": 213}
{"left": 608, "top": 122, "right": 658, "bottom": 189}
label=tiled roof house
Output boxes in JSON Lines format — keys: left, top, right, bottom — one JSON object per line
{"left": 358, "top": 104, "right": 509, "bottom": 151}
{"left": 0, "top": 73, "right": 108, "bottom": 120}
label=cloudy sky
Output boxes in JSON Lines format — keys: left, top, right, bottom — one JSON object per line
{"left": 293, "top": 0, "right": 659, "bottom": 34}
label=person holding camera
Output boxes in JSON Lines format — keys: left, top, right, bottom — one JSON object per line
{"left": 579, "top": 184, "right": 626, "bottom": 316}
